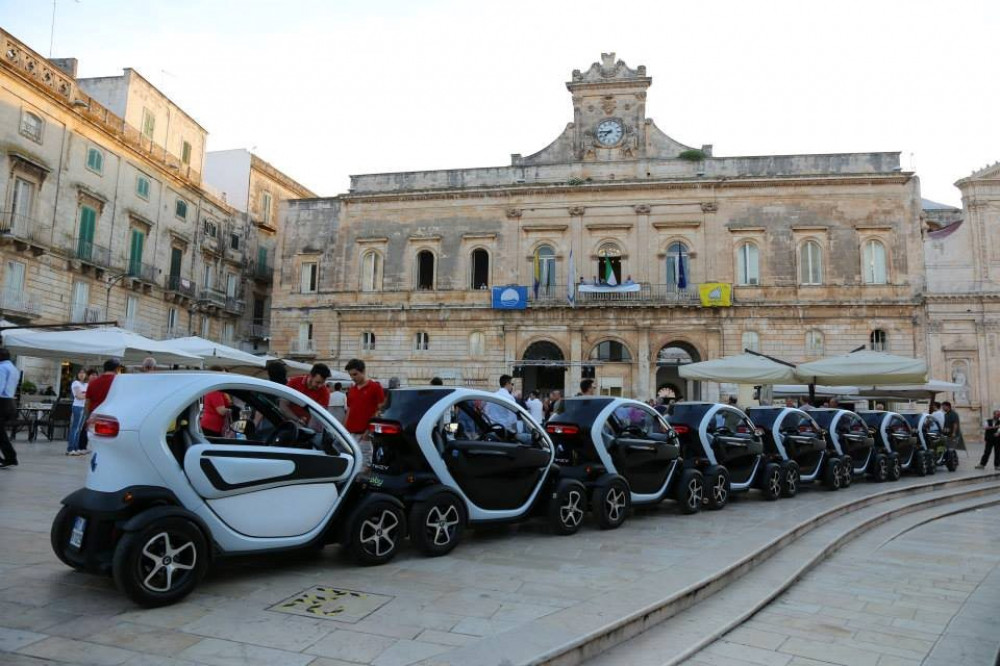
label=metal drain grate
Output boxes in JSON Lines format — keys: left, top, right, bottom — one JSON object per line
{"left": 269, "top": 586, "right": 393, "bottom": 622}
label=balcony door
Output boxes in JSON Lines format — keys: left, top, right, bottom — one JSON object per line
{"left": 169, "top": 247, "right": 182, "bottom": 285}
{"left": 77, "top": 206, "right": 96, "bottom": 260}
{"left": 129, "top": 229, "right": 145, "bottom": 277}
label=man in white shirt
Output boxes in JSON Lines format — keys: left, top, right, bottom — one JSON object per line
{"left": 525, "top": 390, "right": 544, "bottom": 423}
{"left": 0, "top": 348, "right": 21, "bottom": 468}
{"left": 327, "top": 381, "right": 347, "bottom": 424}
{"left": 484, "top": 374, "right": 518, "bottom": 433}
{"left": 931, "top": 402, "right": 946, "bottom": 430}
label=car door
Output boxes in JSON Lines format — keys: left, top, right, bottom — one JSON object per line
{"left": 182, "top": 387, "right": 355, "bottom": 538}
{"left": 780, "top": 411, "right": 825, "bottom": 476}
{"left": 887, "top": 414, "right": 915, "bottom": 463}
{"left": 442, "top": 398, "right": 551, "bottom": 511}
{"left": 838, "top": 412, "right": 873, "bottom": 462}
{"left": 921, "top": 416, "right": 944, "bottom": 450}
{"left": 709, "top": 407, "right": 759, "bottom": 484}
{"left": 607, "top": 404, "right": 678, "bottom": 495}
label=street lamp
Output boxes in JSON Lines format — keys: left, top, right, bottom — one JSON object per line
{"left": 104, "top": 272, "right": 130, "bottom": 319}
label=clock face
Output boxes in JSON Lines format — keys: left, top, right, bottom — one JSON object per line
{"left": 595, "top": 119, "right": 624, "bottom": 146}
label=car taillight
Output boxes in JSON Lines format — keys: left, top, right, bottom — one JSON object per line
{"left": 369, "top": 421, "right": 401, "bottom": 435}
{"left": 88, "top": 415, "right": 119, "bottom": 438}
{"left": 798, "top": 425, "right": 815, "bottom": 434}
{"left": 672, "top": 424, "right": 691, "bottom": 435}
{"left": 546, "top": 424, "right": 579, "bottom": 435}
{"left": 737, "top": 425, "right": 749, "bottom": 434}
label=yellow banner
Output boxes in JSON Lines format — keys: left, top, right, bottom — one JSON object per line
{"left": 699, "top": 283, "right": 732, "bottom": 307}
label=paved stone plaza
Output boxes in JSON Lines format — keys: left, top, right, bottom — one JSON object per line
{"left": 0, "top": 437, "right": 997, "bottom": 666}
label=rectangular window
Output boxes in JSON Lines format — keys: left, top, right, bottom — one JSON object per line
{"left": 298, "top": 323, "right": 313, "bottom": 352}
{"left": 20, "top": 110, "right": 43, "bottom": 142}
{"left": 204, "top": 220, "right": 217, "bottom": 238}
{"left": 169, "top": 247, "right": 183, "bottom": 280}
{"left": 300, "top": 262, "right": 318, "bottom": 293}
{"left": 229, "top": 233, "right": 240, "bottom": 251}
{"left": 201, "top": 316, "right": 210, "bottom": 339}
{"left": 86, "top": 147, "right": 104, "bottom": 174}
{"left": 77, "top": 205, "right": 97, "bottom": 261}
{"left": 136, "top": 175, "right": 151, "bottom": 200}
{"left": 4, "top": 260, "right": 25, "bottom": 297}
{"left": 11, "top": 178, "right": 34, "bottom": 234}
{"left": 257, "top": 246, "right": 268, "bottom": 273}
{"left": 253, "top": 296, "right": 265, "bottom": 324}
{"left": 261, "top": 192, "right": 273, "bottom": 225}
{"left": 203, "top": 264, "right": 214, "bottom": 290}
{"left": 226, "top": 273, "right": 237, "bottom": 298}
{"left": 141, "top": 108, "right": 155, "bottom": 140}
{"left": 125, "top": 295, "right": 138, "bottom": 327}
{"left": 70, "top": 280, "right": 89, "bottom": 321}
{"left": 182, "top": 141, "right": 192, "bottom": 165}
{"left": 129, "top": 229, "right": 145, "bottom": 276}
{"left": 223, "top": 322, "right": 235, "bottom": 344}
{"left": 167, "top": 307, "right": 178, "bottom": 331}
{"left": 175, "top": 199, "right": 188, "bottom": 220}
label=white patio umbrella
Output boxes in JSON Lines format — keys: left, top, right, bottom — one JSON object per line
{"left": 679, "top": 353, "right": 799, "bottom": 384}
{"left": 157, "top": 336, "right": 266, "bottom": 369}
{"left": 252, "top": 356, "right": 352, "bottom": 382}
{"left": 796, "top": 350, "right": 928, "bottom": 386}
{"left": 772, "top": 385, "right": 859, "bottom": 398}
{"left": 855, "top": 379, "right": 962, "bottom": 400}
{"left": 1, "top": 326, "right": 201, "bottom": 365}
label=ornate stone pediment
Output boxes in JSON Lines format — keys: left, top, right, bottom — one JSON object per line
{"left": 571, "top": 53, "right": 646, "bottom": 83}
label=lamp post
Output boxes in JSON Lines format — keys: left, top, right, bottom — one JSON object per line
{"left": 104, "top": 272, "right": 129, "bottom": 321}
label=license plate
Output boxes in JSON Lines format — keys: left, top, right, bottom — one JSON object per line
{"left": 69, "top": 516, "right": 86, "bottom": 550}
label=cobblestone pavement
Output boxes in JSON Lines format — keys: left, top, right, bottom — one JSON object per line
{"left": 681, "top": 500, "right": 1000, "bottom": 666}
{"left": 0, "top": 437, "right": 991, "bottom": 666}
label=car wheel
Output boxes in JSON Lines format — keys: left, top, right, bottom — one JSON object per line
{"left": 888, "top": 454, "right": 902, "bottom": 481}
{"left": 347, "top": 500, "right": 406, "bottom": 566}
{"left": 50, "top": 506, "right": 86, "bottom": 571}
{"left": 592, "top": 476, "right": 630, "bottom": 530}
{"left": 840, "top": 456, "right": 853, "bottom": 488}
{"left": 914, "top": 451, "right": 927, "bottom": 477}
{"left": 824, "top": 458, "right": 842, "bottom": 491}
{"left": 705, "top": 466, "right": 730, "bottom": 510}
{"left": 925, "top": 451, "right": 937, "bottom": 475}
{"left": 946, "top": 450, "right": 959, "bottom": 472}
{"left": 548, "top": 479, "right": 587, "bottom": 535}
{"left": 762, "top": 463, "right": 782, "bottom": 501}
{"left": 112, "top": 516, "right": 208, "bottom": 608}
{"left": 781, "top": 461, "right": 800, "bottom": 498}
{"left": 676, "top": 468, "right": 704, "bottom": 514}
{"left": 409, "top": 492, "right": 465, "bottom": 557}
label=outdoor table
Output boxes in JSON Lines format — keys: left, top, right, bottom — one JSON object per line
{"left": 16, "top": 403, "right": 52, "bottom": 442}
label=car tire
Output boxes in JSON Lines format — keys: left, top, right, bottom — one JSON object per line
{"left": 914, "top": 450, "right": 927, "bottom": 477}
{"left": 705, "top": 466, "right": 730, "bottom": 511}
{"left": 548, "top": 479, "right": 587, "bottom": 535}
{"left": 888, "top": 454, "right": 902, "bottom": 481}
{"left": 409, "top": 492, "right": 466, "bottom": 557}
{"left": 676, "top": 468, "right": 704, "bottom": 514}
{"left": 346, "top": 499, "right": 406, "bottom": 566}
{"left": 945, "top": 450, "right": 959, "bottom": 472}
{"left": 762, "top": 463, "right": 782, "bottom": 501}
{"left": 592, "top": 476, "right": 630, "bottom": 530}
{"left": 840, "top": 456, "right": 853, "bottom": 488}
{"left": 924, "top": 451, "right": 937, "bottom": 476}
{"left": 871, "top": 453, "right": 889, "bottom": 482}
{"left": 50, "top": 506, "right": 86, "bottom": 571}
{"left": 112, "top": 516, "right": 208, "bottom": 608}
{"left": 824, "top": 458, "right": 842, "bottom": 491}
{"left": 781, "top": 460, "right": 800, "bottom": 498}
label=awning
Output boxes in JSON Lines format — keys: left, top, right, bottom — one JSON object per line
{"left": 855, "top": 380, "right": 963, "bottom": 400}
{"left": 679, "top": 353, "right": 798, "bottom": 384}
{"left": 796, "top": 350, "right": 928, "bottom": 386}
{"left": 1, "top": 326, "right": 201, "bottom": 365}
{"left": 156, "top": 336, "right": 266, "bottom": 369}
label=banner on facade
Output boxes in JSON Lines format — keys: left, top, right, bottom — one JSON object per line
{"left": 492, "top": 286, "right": 528, "bottom": 310}
{"left": 699, "top": 283, "right": 732, "bottom": 307}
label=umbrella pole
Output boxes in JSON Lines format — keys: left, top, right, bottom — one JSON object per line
{"left": 809, "top": 381, "right": 816, "bottom": 406}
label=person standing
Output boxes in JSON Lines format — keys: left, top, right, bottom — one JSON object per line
{"left": 285, "top": 364, "right": 332, "bottom": 426}
{"left": 0, "top": 349, "right": 20, "bottom": 468}
{"left": 266, "top": 359, "right": 288, "bottom": 386}
{"left": 941, "top": 401, "right": 965, "bottom": 451}
{"left": 931, "top": 401, "right": 946, "bottom": 429}
{"left": 200, "top": 385, "right": 231, "bottom": 437}
{"left": 579, "top": 378, "right": 596, "bottom": 396}
{"left": 977, "top": 409, "right": 1000, "bottom": 470}
{"left": 525, "top": 390, "right": 544, "bottom": 423}
{"left": 328, "top": 382, "right": 347, "bottom": 424}
{"left": 85, "top": 358, "right": 120, "bottom": 415}
{"left": 141, "top": 357, "right": 157, "bottom": 373}
{"left": 344, "top": 359, "right": 385, "bottom": 468}
{"left": 484, "top": 375, "right": 519, "bottom": 433}
{"left": 67, "top": 369, "right": 89, "bottom": 456}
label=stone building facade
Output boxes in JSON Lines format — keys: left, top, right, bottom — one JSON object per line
{"left": 273, "top": 53, "right": 926, "bottom": 404}
{"left": 0, "top": 29, "right": 307, "bottom": 388}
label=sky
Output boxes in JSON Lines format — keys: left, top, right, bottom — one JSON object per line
{"left": 2, "top": 0, "right": 997, "bottom": 206}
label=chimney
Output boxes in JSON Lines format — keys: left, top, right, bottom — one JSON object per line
{"left": 50, "top": 58, "right": 78, "bottom": 79}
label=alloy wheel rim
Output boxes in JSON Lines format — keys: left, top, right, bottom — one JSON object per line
{"left": 687, "top": 479, "right": 703, "bottom": 510}
{"left": 138, "top": 531, "right": 196, "bottom": 593}
{"left": 713, "top": 476, "right": 728, "bottom": 504}
{"left": 561, "top": 490, "right": 584, "bottom": 527}
{"left": 425, "top": 504, "right": 460, "bottom": 546}
{"left": 769, "top": 470, "right": 782, "bottom": 497}
{"left": 605, "top": 487, "right": 627, "bottom": 523}
{"left": 787, "top": 468, "right": 798, "bottom": 493}
{"left": 360, "top": 509, "right": 399, "bottom": 557}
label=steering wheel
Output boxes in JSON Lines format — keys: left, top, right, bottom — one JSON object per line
{"left": 266, "top": 421, "right": 299, "bottom": 447}
{"left": 622, "top": 424, "right": 645, "bottom": 438}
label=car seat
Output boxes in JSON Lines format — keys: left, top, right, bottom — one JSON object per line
{"left": 168, "top": 403, "right": 198, "bottom": 466}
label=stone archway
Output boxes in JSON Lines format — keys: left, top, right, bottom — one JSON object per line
{"left": 656, "top": 341, "right": 701, "bottom": 401}
{"left": 519, "top": 340, "right": 566, "bottom": 397}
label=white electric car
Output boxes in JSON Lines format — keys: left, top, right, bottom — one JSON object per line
{"left": 50, "top": 373, "right": 378, "bottom": 607}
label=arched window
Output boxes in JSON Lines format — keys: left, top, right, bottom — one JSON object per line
{"left": 737, "top": 242, "right": 759, "bottom": 285}
{"left": 469, "top": 331, "right": 486, "bottom": 356}
{"left": 416, "top": 250, "right": 435, "bottom": 290}
{"left": 597, "top": 243, "right": 622, "bottom": 285}
{"left": 863, "top": 239, "right": 887, "bottom": 285}
{"left": 805, "top": 330, "right": 824, "bottom": 356}
{"left": 534, "top": 245, "right": 556, "bottom": 294}
{"left": 665, "top": 242, "right": 690, "bottom": 289}
{"left": 800, "top": 241, "right": 823, "bottom": 285}
{"left": 870, "top": 329, "right": 887, "bottom": 352}
{"left": 590, "top": 340, "right": 632, "bottom": 362}
{"left": 361, "top": 251, "right": 382, "bottom": 292}
{"left": 742, "top": 331, "right": 760, "bottom": 353}
{"left": 415, "top": 331, "right": 429, "bottom": 351}
{"left": 362, "top": 331, "right": 376, "bottom": 351}
{"left": 471, "top": 249, "right": 490, "bottom": 289}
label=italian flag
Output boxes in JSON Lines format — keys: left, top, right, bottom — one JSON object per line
{"left": 604, "top": 260, "right": 618, "bottom": 286}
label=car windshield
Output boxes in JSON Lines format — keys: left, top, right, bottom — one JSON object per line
{"left": 550, "top": 398, "right": 615, "bottom": 428}
{"left": 665, "top": 403, "right": 711, "bottom": 426}
{"left": 859, "top": 412, "right": 883, "bottom": 427}
{"left": 747, "top": 408, "right": 781, "bottom": 428}
{"left": 810, "top": 410, "right": 836, "bottom": 428}
{"left": 380, "top": 389, "right": 454, "bottom": 426}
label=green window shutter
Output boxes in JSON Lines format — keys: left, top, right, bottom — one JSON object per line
{"left": 77, "top": 206, "right": 96, "bottom": 260}
{"left": 129, "top": 229, "right": 144, "bottom": 275}
{"left": 169, "top": 247, "right": 182, "bottom": 279}
{"left": 258, "top": 246, "right": 267, "bottom": 271}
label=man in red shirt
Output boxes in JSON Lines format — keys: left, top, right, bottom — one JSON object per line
{"left": 344, "top": 359, "right": 385, "bottom": 468}
{"left": 285, "top": 364, "right": 332, "bottom": 425}
{"left": 85, "top": 358, "right": 120, "bottom": 414}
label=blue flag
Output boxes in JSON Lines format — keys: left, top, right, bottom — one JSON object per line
{"left": 677, "top": 249, "right": 687, "bottom": 289}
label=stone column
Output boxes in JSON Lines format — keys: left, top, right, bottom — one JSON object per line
{"left": 637, "top": 325, "right": 650, "bottom": 399}
{"left": 568, "top": 326, "right": 583, "bottom": 394}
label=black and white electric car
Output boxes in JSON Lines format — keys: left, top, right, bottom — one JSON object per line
{"left": 747, "top": 407, "right": 846, "bottom": 493}
{"left": 809, "top": 408, "right": 877, "bottom": 485}
{"left": 366, "top": 387, "right": 583, "bottom": 558}
{"left": 51, "top": 373, "right": 370, "bottom": 607}
{"left": 902, "top": 413, "right": 959, "bottom": 473}
{"left": 544, "top": 397, "right": 701, "bottom": 528}
{"left": 858, "top": 410, "right": 920, "bottom": 480}
{"left": 665, "top": 402, "right": 783, "bottom": 509}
